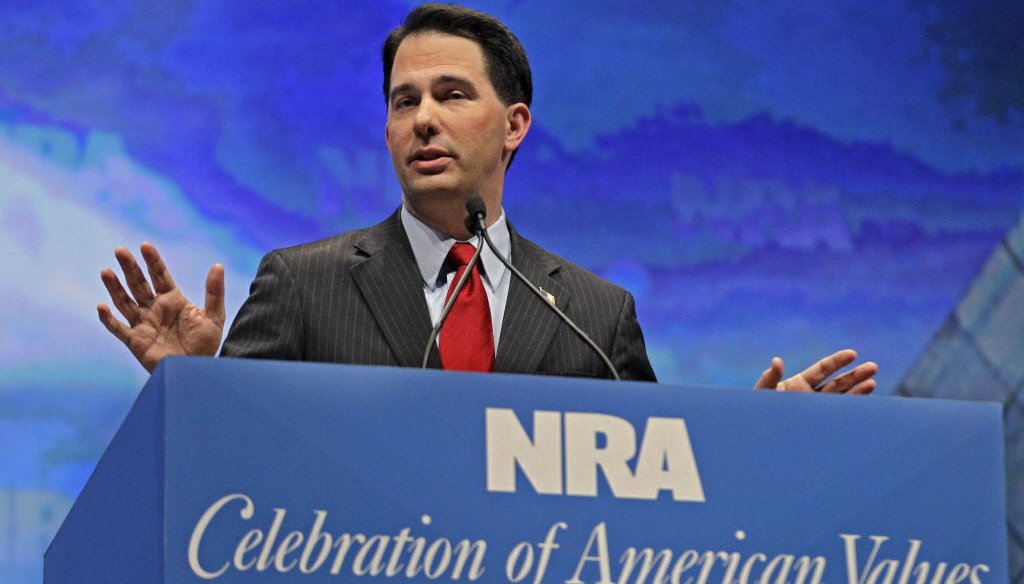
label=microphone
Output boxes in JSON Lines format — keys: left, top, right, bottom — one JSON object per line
{"left": 465, "top": 196, "right": 486, "bottom": 235}
{"left": 420, "top": 230, "right": 486, "bottom": 369}
{"left": 464, "top": 196, "right": 622, "bottom": 381}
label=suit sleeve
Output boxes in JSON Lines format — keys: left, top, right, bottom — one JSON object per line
{"left": 610, "top": 291, "right": 658, "bottom": 382}
{"left": 220, "top": 250, "right": 305, "bottom": 361}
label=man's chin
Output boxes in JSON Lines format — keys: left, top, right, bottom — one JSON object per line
{"left": 404, "top": 177, "right": 465, "bottom": 200}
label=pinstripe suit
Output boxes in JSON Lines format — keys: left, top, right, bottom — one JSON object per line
{"left": 220, "top": 208, "right": 656, "bottom": 381}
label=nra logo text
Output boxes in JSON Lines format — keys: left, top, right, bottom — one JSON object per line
{"left": 485, "top": 408, "right": 704, "bottom": 502}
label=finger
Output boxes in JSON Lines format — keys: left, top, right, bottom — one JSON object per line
{"left": 818, "top": 361, "right": 877, "bottom": 393}
{"left": 100, "top": 268, "right": 140, "bottom": 324}
{"left": 795, "top": 349, "right": 858, "bottom": 389}
{"left": 754, "top": 357, "right": 785, "bottom": 389}
{"left": 753, "top": 368, "right": 774, "bottom": 390}
{"left": 204, "top": 263, "right": 226, "bottom": 325}
{"left": 819, "top": 361, "right": 878, "bottom": 394}
{"left": 847, "top": 379, "right": 876, "bottom": 395}
{"left": 114, "top": 246, "right": 156, "bottom": 305}
{"left": 140, "top": 242, "right": 178, "bottom": 294}
{"left": 97, "top": 303, "right": 133, "bottom": 345}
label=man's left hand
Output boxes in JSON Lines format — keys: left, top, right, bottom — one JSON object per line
{"left": 755, "top": 349, "right": 877, "bottom": 394}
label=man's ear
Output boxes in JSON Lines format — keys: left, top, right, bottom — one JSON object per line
{"left": 503, "top": 103, "right": 531, "bottom": 154}
{"left": 384, "top": 123, "right": 392, "bottom": 154}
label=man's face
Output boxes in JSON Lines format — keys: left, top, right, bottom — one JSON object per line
{"left": 385, "top": 32, "right": 526, "bottom": 211}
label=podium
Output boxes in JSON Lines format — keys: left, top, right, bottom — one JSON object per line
{"left": 45, "top": 357, "right": 1007, "bottom": 583}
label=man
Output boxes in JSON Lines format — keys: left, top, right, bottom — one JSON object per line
{"left": 97, "top": 4, "right": 877, "bottom": 393}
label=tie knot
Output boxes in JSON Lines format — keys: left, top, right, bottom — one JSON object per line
{"left": 447, "top": 242, "right": 476, "bottom": 267}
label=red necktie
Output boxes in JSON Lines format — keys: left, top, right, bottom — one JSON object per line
{"left": 439, "top": 242, "right": 494, "bottom": 372}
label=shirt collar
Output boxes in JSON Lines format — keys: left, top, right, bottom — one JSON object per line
{"left": 401, "top": 204, "right": 511, "bottom": 291}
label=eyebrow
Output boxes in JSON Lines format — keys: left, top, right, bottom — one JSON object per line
{"left": 388, "top": 75, "right": 477, "bottom": 102}
{"left": 389, "top": 83, "right": 415, "bottom": 102}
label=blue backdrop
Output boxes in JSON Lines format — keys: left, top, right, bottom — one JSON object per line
{"left": 1, "top": 1, "right": 1021, "bottom": 581}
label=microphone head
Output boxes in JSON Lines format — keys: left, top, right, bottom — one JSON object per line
{"left": 465, "top": 196, "right": 487, "bottom": 234}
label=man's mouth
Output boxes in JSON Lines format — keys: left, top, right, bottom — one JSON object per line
{"left": 411, "top": 148, "right": 452, "bottom": 161}
{"left": 410, "top": 148, "right": 454, "bottom": 172}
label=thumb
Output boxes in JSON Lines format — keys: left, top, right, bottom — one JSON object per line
{"left": 754, "top": 357, "right": 785, "bottom": 390}
{"left": 204, "top": 263, "right": 226, "bottom": 325}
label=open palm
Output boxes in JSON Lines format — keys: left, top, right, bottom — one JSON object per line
{"left": 754, "top": 349, "right": 877, "bottom": 394}
{"left": 98, "top": 243, "right": 225, "bottom": 372}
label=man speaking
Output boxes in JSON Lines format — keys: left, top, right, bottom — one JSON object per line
{"left": 97, "top": 3, "right": 876, "bottom": 393}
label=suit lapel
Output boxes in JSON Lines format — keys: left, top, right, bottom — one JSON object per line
{"left": 350, "top": 210, "right": 442, "bottom": 369}
{"left": 494, "top": 227, "right": 570, "bottom": 374}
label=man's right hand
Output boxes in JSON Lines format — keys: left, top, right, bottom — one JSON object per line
{"left": 98, "top": 243, "right": 225, "bottom": 372}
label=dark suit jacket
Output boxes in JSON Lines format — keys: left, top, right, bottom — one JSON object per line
{"left": 220, "top": 209, "right": 656, "bottom": 381}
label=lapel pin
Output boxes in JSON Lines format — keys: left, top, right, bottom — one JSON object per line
{"left": 539, "top": 287, "right": 556, "bottom": 305}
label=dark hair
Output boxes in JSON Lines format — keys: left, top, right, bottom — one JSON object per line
{"left": 382, "top": 3, "right": 532, "bottom": 109}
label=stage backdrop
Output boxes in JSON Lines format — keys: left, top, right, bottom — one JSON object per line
{"left": 1, "top": 1, "right": 1021, "bottom": 582}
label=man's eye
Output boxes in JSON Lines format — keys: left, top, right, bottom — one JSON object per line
{"left": 446, "top": 91, "right": 467, "bottom": 100}
{"left": 394, "top": 97, "right": 415, "bottom": 109}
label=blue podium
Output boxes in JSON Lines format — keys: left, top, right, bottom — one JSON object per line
{"left": 45, "top": 357, "right": 1007, "bottom": 583}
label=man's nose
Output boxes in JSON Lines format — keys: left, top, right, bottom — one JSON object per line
{"left": 413, "top": 98, "right": 440, "bottom": 140}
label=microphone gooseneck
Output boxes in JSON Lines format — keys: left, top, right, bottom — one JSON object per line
{"left": 464, "top": 196, "right": 622, "bottom": 381}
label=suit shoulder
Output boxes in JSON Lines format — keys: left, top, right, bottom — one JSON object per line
{"left": 269, "top": 228, "right": 367, "bottom": 261}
